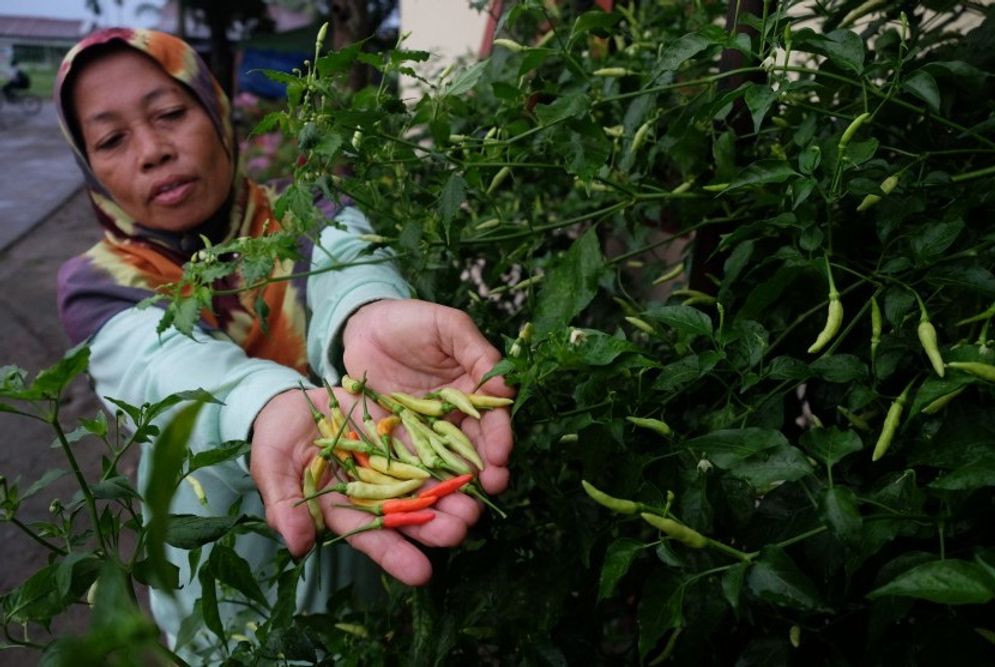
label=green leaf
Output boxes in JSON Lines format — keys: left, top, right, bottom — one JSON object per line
{"left": 198, "top": 566, "right": 226, "bottom": 648}
{"left": 929, "top": 462, "right": 995, "bottom": 491}
{"left": 22, "top": 468, "right": 67, "bottom": 501}
{"left": 165, "top": 514, "right": 245, "bottom": 550}
{"left": 643, "top": 304, "right": 713, "bottom": 338}
{"left": 723, "top": 160, "right": 798, "bottom": 192}
{"left": 571, "top": 10, "right": 621, "bottom": 37}
{"left": 798, "top": 145, "right": 822, "bottom": 175}
{"left": 722, "top": 561, "right": 750, "bottom": 613}
{"left": 55, "top": 553, "right": 100, "bottom": 599}
{"left": 745, "top": 84, "right": 777, "bottom": 134}
{"left": 869, "top": 560, "right": 995, "bottom": 604}
{"left": 684, "top": 428, "right": 788, "bottom": 468}
{"left": 445, "top": 60, "right": 488, "bottom": 97}
{"left": 534, "top": 93, "right": 589, "bottom": 126}
{"left": 145, "top": 402, "right": 203, "bottom": 592}
{"left": 911, "top": 219, "right": 963, "bottom": 263}
{"left": 8, "top": 344, "right": 90, "bottom": 400}
{"left": 747, "top": 547, "right": 828, "bottom": 612}
{"left": 810, "top": 355, "right": 868, "bottom": 383}
{"left": 903, "top": 70, "right": 941, "bottom": 113}
{"left": 729, "top": 446, "right": 814, "bottom": 487}
{"left": 598, "top": 538, "right": 644, "bottom": 601}
{"left": 90, "top": 475, "right": 138, "bottom": 501}
{"left": 820, "top": 486, "right": 862, "bottom": 543}
{"left": 189, "top": 440, "right": 250, "bottom": 472}
{"left": 210, "top": 544, "right": 270, "bottom": 609}
{"left": 800, "top": 427, "right": 864, "bottom": 467}
{"left": 927, "top": 263, "right": 995, "bottom": 297}
{"left": 439, "top": 172, "right": 466, "bottom": 226}
{"left": 533, "top": 228, "right": 604, "bottom": 335}
{"left": 637, "top": 570, "right": 685, "bottom": 658}
{"left": 767, "top": 356, "right": 812, "bottom": 380}
{"left": 652, "top": 33, "right": 712, "bottom": 78}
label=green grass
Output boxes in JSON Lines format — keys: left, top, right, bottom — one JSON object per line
{"left": 23, "top": 65, "right": 57, "bottom": 99}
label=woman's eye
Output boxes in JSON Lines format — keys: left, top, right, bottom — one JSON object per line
{"left": 95, "top": 134, "right": 123, "bottom": 151}
{"left": 160, "top": 108, "right": 187, "bottom": 121}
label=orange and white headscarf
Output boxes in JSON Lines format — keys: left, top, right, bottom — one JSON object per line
{"left": 55, "top": 28, "right": 313, "bottom": 374}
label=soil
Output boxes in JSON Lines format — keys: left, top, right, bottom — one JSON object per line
{"left": 0, "top": 188, "right": 143, "bottom": 665}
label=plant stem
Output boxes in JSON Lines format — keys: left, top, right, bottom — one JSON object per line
{"left": 8, "top": 516, "right": 67, "bottom": 556}
{"left": 50, "top": 400, "right": 110, "bottom": 556}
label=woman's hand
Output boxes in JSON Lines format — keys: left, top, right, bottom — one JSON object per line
{"left": 341, "top": 299, "right": 515, "bottom": 494}
{"left": 249, "top": 386, "right": 478, "bottom": 586}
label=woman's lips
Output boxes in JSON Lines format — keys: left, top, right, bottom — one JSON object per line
{"left": 150, "top": 178, "right": 195, "bottom": 206}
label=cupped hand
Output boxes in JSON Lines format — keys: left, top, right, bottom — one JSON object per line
{"left": 341, "top": 299, "right": 515, "bottom": 494}
{"left": 249, "top": 385, "right": 480, "bottom": 586}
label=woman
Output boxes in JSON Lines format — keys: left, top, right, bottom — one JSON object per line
{"left": 54, "top": 28, "right": 513, "bottom": 654}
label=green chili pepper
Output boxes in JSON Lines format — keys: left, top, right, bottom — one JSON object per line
{"left": 916, "top": 299, "right": 944, "bottom": 377}
{"left": 808, "top": 258, "right": 843, "bottom": 354}
{"left": 438, "top": 387, "right": 482, "bottom": 419}
{"left": 870, "top": 295, "right": 882, "bottom": 363}
{"left": 391, "top": 392, "right": 447, "bottom": 417}
{"left": 492, "top": 38, "right": 525, "bottom": 52}
{"left": 582, "top": 480, "right": 640, "bottom": 514}
{"left": 432, "top": 420, "right": 485, "bottom": 469}
{"left": 486, "top": 166, "right": 512, "bottom": 195}
{"left": 626, "top": 416, "right": 673, "bottom": 437}
{"left": 857, "top": 174, "right": 899, "bottom": 212}
{"left": 625, "top": 316, "right": 656, "bottom": 335}
{"left": 630, "top": 118, "right": 654, "bottom": 155}
{"left": 838, "top": 111, "right": 872, "bottom": 150}
{"left": 921, "top": 387, "right": 965, "bottom": 414}
{"left": 872, "top": 383, "right": 912, "bottom": 461}
{"left": 640, "top": 513, "right": 708, "bottom": 548}
{"left": 946, "top": 361, "right": 995, "bottom": 382}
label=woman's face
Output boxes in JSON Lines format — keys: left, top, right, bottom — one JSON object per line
{"left": 72, "top": 49, "right": 233, "bottom": 232}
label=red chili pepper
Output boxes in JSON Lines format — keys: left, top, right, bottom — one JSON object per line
{"left": 417, "top": 473, "right": 474, "bottom": 499}
{"left": 383, "top": 510, "right": 435, "bottom": 528}
{"left": 321, "top": 510, "right": 436, "bottom": 545}
{"left": 352, "top": 450, "right": 371, "bottom": 468}
{"left": 350, "top": 495, "right": 438, "bottom": 515}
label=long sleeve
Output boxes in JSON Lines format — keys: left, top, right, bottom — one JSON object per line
{"left": 305, "top": 206, "right": 412, "bottom": 382}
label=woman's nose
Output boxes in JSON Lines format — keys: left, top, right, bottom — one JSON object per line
{"left": 135, "top": 127, "right": 175, "bottom": 170}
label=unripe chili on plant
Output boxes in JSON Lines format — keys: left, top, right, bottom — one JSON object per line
{"left": 640, "top": 513, "right": 708, "bottom": 549}
{"left": 630, "top": 119, "right": 654, "bottom": 155}
{"left": 808, "top": 258, "right": 843, "bottom": 354}
{"left": 486, "top": 166, "right": 512, "bottom": 195}
{"left": 857, "top": 174, "right": 899, "bottom": 212}
{"left": 946, "top": 361, "right": 995, "bottom": 382}
{"left": 582, "top": 480, "right": 640, "bottom": 514}
{"left": 916, "top": 301, "right": 945, "bottom": 377}
{"left": 838, "top": 111, "right": 872, "bottom": 151}
{"left": 921, "top": 387, "right": 965, "bottom": 414}
{"left": 626, "top": 416, "right": 673, "bottom": 437}
{"left": 870, "top": 295, "right": 882, "bottom": 363}
{"left": 872, "top": 383, "right": 912, "bottom": 461}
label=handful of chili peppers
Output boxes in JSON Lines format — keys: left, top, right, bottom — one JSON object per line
{"left": 299, "top": 374, "right": 512, "bottom": 543}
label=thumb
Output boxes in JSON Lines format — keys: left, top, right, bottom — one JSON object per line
{"left": 250, "top": 444, "right": 317, "bottom": 558}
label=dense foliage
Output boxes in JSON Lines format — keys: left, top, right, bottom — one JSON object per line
{"left": 4, "top": 0, "right": 995, "bottom": 664}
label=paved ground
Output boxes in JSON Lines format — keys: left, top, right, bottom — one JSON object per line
{"left": 0, "top": 99, "right": 84, "bottom": 251}
{"left": 0, "top": 102, "right": 132, "bottom": 665}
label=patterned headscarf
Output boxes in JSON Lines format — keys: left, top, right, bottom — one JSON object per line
{"left": 55, "top": 28, "right": 312, "bottom": 373}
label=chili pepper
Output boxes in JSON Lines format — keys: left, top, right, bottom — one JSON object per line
{"left": 625, "top": 316, "right": 656, "bottom": 335}
{"left": 340, "top": 375, "right": 363, "bottom": 394}
{"left": 184, "top": 474, "right": 207, "bottom": 506}
{"left": 352, "top": 450, "right": 371, "bottom": 468}
{"left": 946, "top": 361, "right": 995, "bottom": 382}
{"left": 303, "top": 456, "right": 326, "bottom": 532}
{"left": 354, "top": 466, "right": 406, "bottom": 485}
{"left": 872, "top": 383, "right": 912, "bottom": 461}
{"left": 348, "top": 495, "right": 437, "bottom": 515}
{"left": 836, "top": 405, "right": 872, "bottom": 431}
{"left": 341, "top": 478, "right": 423, "bottom": 500}
{"left": 808, "top": 258, "right": 843, "bottom": 354}
{"left": 377, "top": 415, "right": 401, "bottom": 437}
{"left": 630, "top": 118, "right": 653, "bottom": 154}
{"left": 857, "top": 174, "right": 899, "bottom": 212}
{"left": 486, "top": 166, "right": 512, "bottom": 195}
{"left": 431, "top": 420, "right": 485, "bottom": 469}
{"left": 417, "top": 473, "right": 474, "bottom": 499}
{"left": 315, "top": 436, "right": 370, "bottom": 453}
{"left": 702, "top": 182, "right": 729, "bottom": 192}
{"left": 438, "top": 387, "right": 482, "bottom": 419}
{"left": 389, "top": 435, "right": 423, "bottom": 466}
{"left": 603, "top": 124, "right": 625, "bottom": 138}
{"left": 466, "top": 393, "right": 514, "bottom": 409}
{"left": 397, "top": 409, "right": 446, "bottom": 468}
{"left": 593, "top": 67, "right": 635, "bottom": 77}
{"left": 652, "top": 264, "right": 684, "bottom": 285}
{"left": 391, "top": 392, "right": 447, "bottom": 417}
{"left": 475, "top": 218, "right": 500, "bottom": 230}
{"left": 322, "top": 378, "right": 348, "bottom": 427}
{"left": 789, "top": 625, "right": 801, "bottom": 648}
{"left": 425, "top": 427, "right": 474, "bottom": 474}
{"left": 640, "top": 513, "right": 708, "bottom": 548}
{"left": 581, "top": 480, "right": 639, "bottom": 514}
{"left": 492, "top": 38, "right": 524, "bottom": 51}
{"left": 921, "top": 387, "right": 965, "bottom": 415}
{"left": 838, "top": 111, "right": 872, "bottom": 151}
{"left": 870, "top": 295, "right": 882, "bottom": 364}
{"left": 916, "top": 299, "right": 945, "bottom": 377}
{"left": 334, "top": 623, "right": 369, "bottom": 638}
{"left": 626, "top": 416, "right": 673, "bottom": 437}
{"left": 672, "top": 178, "right": 694, "bottom": 194}
{"left": 321, "top": 510, "right": 436, "bottom": 545}
{"left": 368, "top": 454, "right": 430, "bottom": 480}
